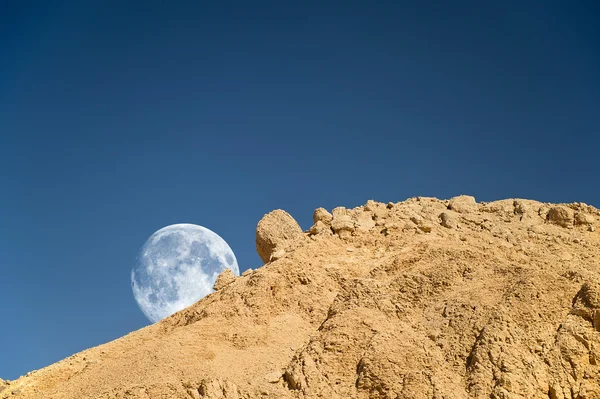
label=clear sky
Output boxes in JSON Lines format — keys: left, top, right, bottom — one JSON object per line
{"left": 1, "top": 1, "right": 598, "bottom": 379}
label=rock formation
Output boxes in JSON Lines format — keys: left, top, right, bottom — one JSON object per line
{"left": 213, "top": 269, "right": 236, "bottom": 291}
{"left": 2, "top": 196, "right": 600, "bottom": 398}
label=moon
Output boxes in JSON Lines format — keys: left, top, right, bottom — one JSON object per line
{"left": 131, "top": 224, "right": 239, "bottom": 323}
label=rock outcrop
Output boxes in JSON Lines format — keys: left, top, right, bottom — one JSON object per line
{"left": 3, "top": 195, "right": 600, "bottom": 399}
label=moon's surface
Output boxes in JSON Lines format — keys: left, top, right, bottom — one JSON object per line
{"left": 131, "top": 224, "right": 239, "bottom": 323}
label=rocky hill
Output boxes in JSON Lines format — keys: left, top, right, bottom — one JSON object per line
{"left": 2, "top": 196, "right": 600, "bottom": 399}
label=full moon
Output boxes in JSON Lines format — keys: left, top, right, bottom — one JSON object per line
{"left": 131, "top": 224, "right": 239, "bottom": 323}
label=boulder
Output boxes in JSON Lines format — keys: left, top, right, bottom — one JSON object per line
{"left": 264, "top": 371, "right": 282, "bottom": 383}
{"left": 574, "top": 212, "right": 595, "bottom": 226}
{"left": 331, "top": 215, "right": 355, "bottom": 237}
{"left": 448, "top": 195, "right": 477, "bottom": 214}
{"left": 256, "top": 209, "right": 303, "bottom": 263}
{"left": 313, "top": 208, "right": 333, "bottom": 225}
{"left": 439, "top": 212, "right": 458, "bottom": 229}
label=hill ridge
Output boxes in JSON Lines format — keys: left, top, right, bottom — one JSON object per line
{"left": 2, "top": 195, "right": 600, "bottom": 399}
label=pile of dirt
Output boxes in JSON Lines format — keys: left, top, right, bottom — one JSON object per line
{"left": 3, "top": 196, "right": 600, "bottom": 399}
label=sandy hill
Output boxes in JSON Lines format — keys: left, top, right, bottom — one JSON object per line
{"left": 2, "top": 196, "right": 600, "bottom": 399}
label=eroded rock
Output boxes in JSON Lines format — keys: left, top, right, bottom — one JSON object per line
{"left": 575, "top": 211, "right": 595, "bottom": 227}
{"left": 331, "top": 214, "right": 355, "bottom": 238}
{"left": 547, "top": 206, "right": 575, "bottom": 227}
{"left": 571, "top": 281, "right": 600, "bottom": 331}
{"left": 309, "top": 220, "right": 330, "bottom": 235}
{"left": 448, "top": 195, "right": 477, "bottom": 213}
{"left": 213, "top": 269, "right": 236, "bottom": 291}
{"left": 313, "top": 208, "right": 333, "bottom": 225}
{"left": 256, "top": 209, "right": 303, "bottom": 263}
{"left": 241, "top": 268, "right": 253, "bottom": 276}
{"left": 354, "top": 211, "right": 376, "bottom": 232}
{"left": 198, "top": 378, "right": 245, "bottom": 399}
{"left": 439, "top": 212, "right": 458, "bottom": 229}
{"left": 264, "top": 371, "right": 282, "bottom": 384}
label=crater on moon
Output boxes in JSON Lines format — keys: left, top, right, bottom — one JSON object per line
{"left": 131, "top": 223, "right": 239, "bottom": 323}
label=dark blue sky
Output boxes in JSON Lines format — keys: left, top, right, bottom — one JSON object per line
{"left": 1, "top": 1, "right": 598, "bottom": 379}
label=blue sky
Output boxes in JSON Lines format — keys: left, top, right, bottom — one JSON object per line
{"left": 0, "top": 1, "right": 598, "bottom": 379}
